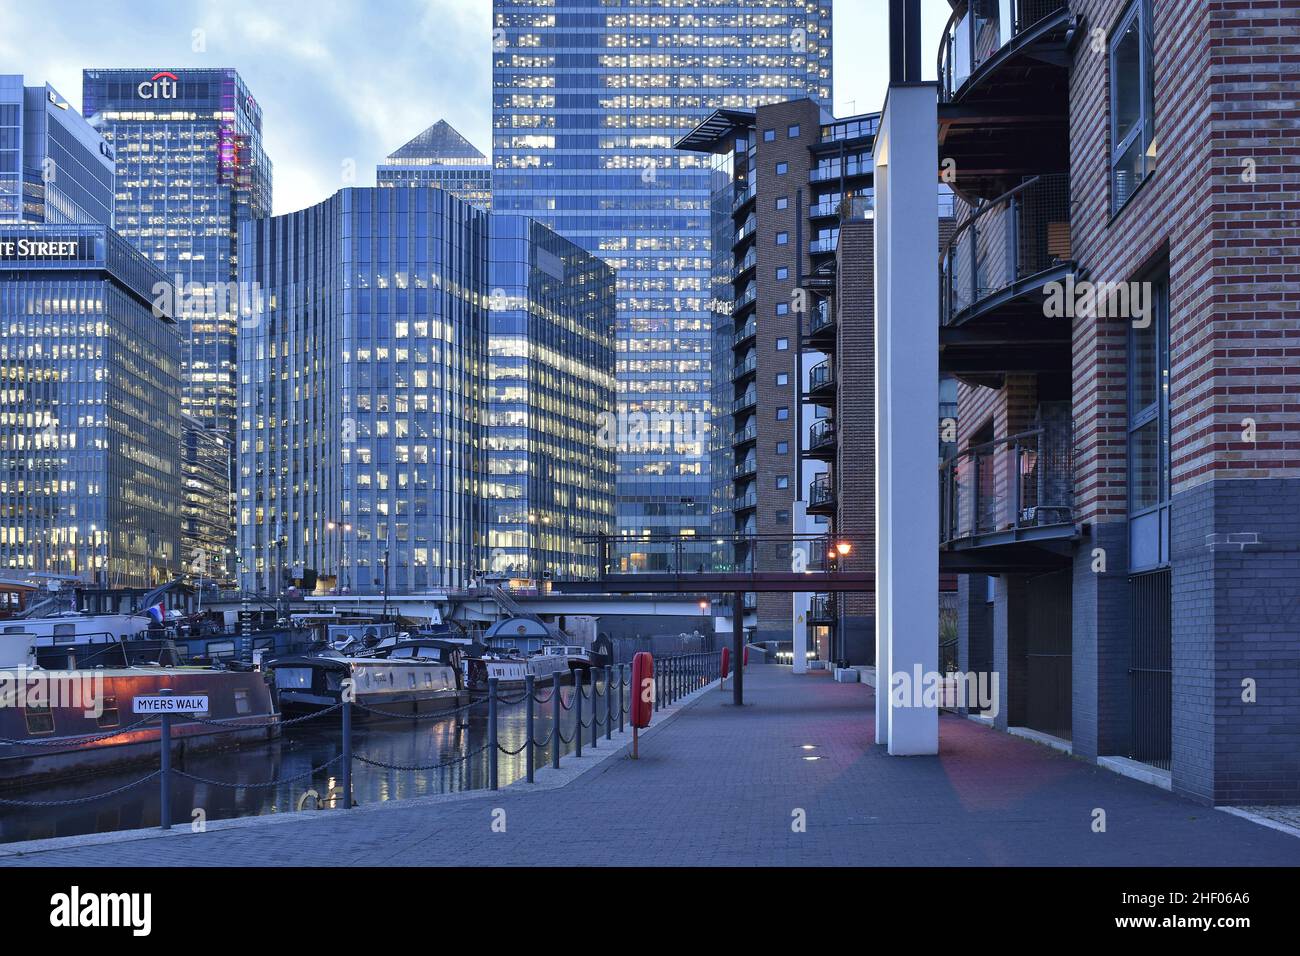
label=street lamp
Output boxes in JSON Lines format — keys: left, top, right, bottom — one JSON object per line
{"left": 835, "top": 540, "right": 852, "bottom": 558}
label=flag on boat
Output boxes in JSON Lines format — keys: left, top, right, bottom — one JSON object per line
{"left": 143, "top": 602, "right": 166, "bottom": 623}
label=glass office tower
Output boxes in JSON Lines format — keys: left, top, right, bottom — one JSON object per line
{"left": 237, "top": 187, "right": 487, "bottom": 596}
{"left": 0, "top": 76, "right": 115, "bottom": 226}
{"left": 0, "top": 224, "right": 183, "bottom": 586}
{"left": 486, "top": 215, "right": 616, "bottom": 584}
{"left": 83, "top": 68, "right": 272, "bottom": 582}
{"left": 492, "top": 0, "right": 833, "bottom": 570}
{"left": 378, "top": 119, "right": 493, "bottom": 211}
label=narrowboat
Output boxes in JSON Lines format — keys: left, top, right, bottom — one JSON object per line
{"left": 266, "top": 651, "right": 465, "bottom": 719}
{"left": 0, "top": 631, "right": 280, "bottom": 789}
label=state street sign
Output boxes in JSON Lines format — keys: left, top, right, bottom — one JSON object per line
{"left": 132, "top": 695, "right": 209, "bottom": 714}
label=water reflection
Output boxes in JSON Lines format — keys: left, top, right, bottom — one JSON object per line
{"left": 0, "top": 682, "right": 617, "bottom": 845}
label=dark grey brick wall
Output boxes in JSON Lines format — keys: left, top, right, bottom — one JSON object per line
{"left": 992, "top": 574, "right": 1028, "bottom": 730}
{"left": 1071, "top": 521, "right": 1131, "bottom": 761}
{"left": 1172, "top": 477, "right": 1300, "bottom": 805}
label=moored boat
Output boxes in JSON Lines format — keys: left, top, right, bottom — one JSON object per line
{"left": 266, "top": 652, "right": 466, "bottom": 720}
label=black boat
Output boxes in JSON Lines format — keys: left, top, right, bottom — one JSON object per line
{"left": 266, "top": 651, "right": 466, "bottom": 719}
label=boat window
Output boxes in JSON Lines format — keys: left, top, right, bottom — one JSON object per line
{"left": 424, "top": 672, "right": 434, "bottom": 688}
{"left": 275, "top": 667, "right": 313, "bottom": 689}
{"left": 208, "top": 642, "right": 235, "bottom": 659}
{"left": 96, "top": 696, "right": 120, "bottom": 729}
{"left": 234, "top": 689, "right": 251, "bottom": 715}
{"left": 24, "top": 704, "right": 54, "bottom": 735}
{"left": 53, "top": 623, "right": 76, "bottom": 644}
{"left": 408, "top": 672, "right": 417, "bottom": 689}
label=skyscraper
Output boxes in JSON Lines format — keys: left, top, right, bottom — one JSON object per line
{"left": 377, "top": 119, "right": 492, "bottom": 210}
{"left": 82, "top": 68, "right": 272, "bottom": 582}
{"left": 492, "top": 0, "right": 834, "bottom": 570}
{"left": 0, "top": 76, "right": 114, "bottom": 226}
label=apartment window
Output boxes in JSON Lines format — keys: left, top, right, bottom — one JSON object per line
{"left": 776, "top": 476, "right": 790, "bottom": 490}
{"left": 1127, "top": 272, "right": 1170, "bottom": 570}
{"left": 776, "top": 266, "right": 789, "bottom": 280}
{"left": 776, "top": 441, "right": 789, "bottom": 455}
{"left": 775, "top": 232, "right": 789, "bottom": 245}
{"left": 776, "top": 373, "right": 789, "bottom": 386}
{"left": 776, "top": 338, "right": 789, "bottom": 351}
{"left": 775, "top": 303, "right": 789, "bottom": 316}
{"left": 776, "top": 509, "right": 791, "bottom": 525}
{"left": 788, "top": 124, "right": 801, "bottom": 138}
{"left": 775, "top": 196, "right": 788, "bottom": 210}
{"left": 775, "top": 162, "right": 788, "bottom": 176}
{"left": 1110, "top": 0, "right": 1157, "bottom": 213}
{"left": 763, "top": 129, "right": 775, "bottom": 142}
{"left": 776, "top": 407, "right": 789, "bottom": 421}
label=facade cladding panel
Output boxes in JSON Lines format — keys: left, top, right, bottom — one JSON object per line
{"left": 486, "top": 214, "right": 616, "bottom": 582}
{"left": 237, "top": 188, "right": 486, "bottom": 596}
{"left": 0, "top": 224, "right": 183, "bottom": 586}
{"left": 492, "top": 0, "right": 834, "bottom": 571}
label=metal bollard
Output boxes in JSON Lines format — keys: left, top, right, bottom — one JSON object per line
{"left": 590, "top": 670, "right": 598, "bottom": 750}
{"left": 525, "top": 674, "right": 535, "bottom": 784}
{"left": 574, "top": 669, "right": 584, "bottom": 758}
{"left": 552, "top": 671, "right": 562, "bottom": 770}
{"left": 488, "top": 676, "right": 499, "bottom": 791}
{"left": 159, "top": 688, "right": 172, "bottom": 830}
{"left": 618, "top": 663, "right": 626, "bottom": 734}
{"left": 605, "top": 665, "right": 613, "bottom": 741}
{"left": 342, "top": 696, "right": 353, "bottom": 809}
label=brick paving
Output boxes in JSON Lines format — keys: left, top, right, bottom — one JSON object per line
{"left": 2, "top": 665, "right": 1297, "bottom": 866}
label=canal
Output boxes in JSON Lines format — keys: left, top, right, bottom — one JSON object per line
{"left": 0, "top": 685, "right": 604, "bottom": 845}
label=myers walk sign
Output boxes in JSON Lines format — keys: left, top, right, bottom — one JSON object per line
{"left": 132, "top": 695, "right": 208, "bottom": 714}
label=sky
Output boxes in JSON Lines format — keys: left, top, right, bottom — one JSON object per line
{"left": 0, "top": 0, "right": 951, "bottom": 216}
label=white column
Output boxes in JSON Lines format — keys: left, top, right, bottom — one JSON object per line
{"left": 791, "top": 501, "right": 811, "bottom": 674}
{"left": 874, "top": 83, "right": 940, "bottom": 755}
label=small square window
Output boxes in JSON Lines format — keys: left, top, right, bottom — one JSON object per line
{"left": 776, "top": 407, "right": 789, "bottom": 421}
{"left": 776, "top": 338, "right": 789, "bottom": 351}
{"left": 763, "top": 129, "right": 775, "bottom": 142}
{"left": 788, "top": 124, "right": 801, "bottom": 138}
{"left": 776, "top": 162, "right": 788, "bottom": 175}
{"left": 776, "top": 475, "right": 790, "bottom": 489}
{"left": 776, "top": 266, "right": 789, "bottom": 280}
{"left": 775, "top": 197, "right": 788, "bottom": 210}
{"left": 776, "top": 373, "right": 789, "bottom": 386}
{"left": 776, "top": 232, "right": 789, "bottom": 245}
{"left": 776, "top": 302, "right": 789, "bottom": 315}
{"left": 776, "top": 440, "right": 789, "bottom": 454}
{"left": 776, "top": 509, "right": 791, "bottom": 525}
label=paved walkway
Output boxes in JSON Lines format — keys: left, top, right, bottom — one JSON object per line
{"left": 3, "top": 665, "right": 1297, "bottom": 866}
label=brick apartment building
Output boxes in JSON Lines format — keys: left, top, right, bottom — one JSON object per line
{"left": 939, "top": 0, "right": 1299, "bottom": 803}
{"left": 676, "top": 100, "right": 879, "bottom": 660}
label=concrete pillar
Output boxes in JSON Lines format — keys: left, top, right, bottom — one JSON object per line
{"left": 873, "top": 82, "right": 939, "bottom": 755}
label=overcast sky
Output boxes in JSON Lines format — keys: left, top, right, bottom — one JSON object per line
{"left": 0, "top": 0, "right": 950, "bottom": 216}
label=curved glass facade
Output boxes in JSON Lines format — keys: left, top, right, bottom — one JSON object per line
{"left": 237, "top": 187, "right": 486, "bottom": 595}
{"left": 492, "top": 0, "right": 833, "bottom": 569}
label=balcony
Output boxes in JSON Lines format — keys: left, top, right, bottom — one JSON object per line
{"left": 731, "top": 180, "right": 756, "bottom": 214}
{"left": 733, "top": 390, "right": 757, "bottom": 414}
{"left": 732, "top": 490, "right": 758, "bottom": 514}
{"left": 937, "top": 0, "right": 1072, "bottom": 201}
{"left": 808, "top": 474, "right": 834, "bottom": 516}
{"left": 807, "top": 298, "right": 835, "bottom": 349}
{"left": 809, "top": 593, "right": 836, "bottom": 624}
{"left": 940, "top": 174, "right": 1074, "bottom": 389}
{"left": 807, "top": 419, "right": 836, "bottom": 460}
{"left": 733, "top": 318, "right": 756, "bottom": 348}
{"left": 807, "top": 359, "right": 835, "bottom": 404}
{"left": 810, "top": 199, "right": 840, "bottom": 219}
{"left": 734, "top": 215, "right": 757, "bottom": 249}
{"left": 733, "top": 458, "right": 757, "bottom": 481}
{"left": 732, "top": 423, "right": 758, "bottom": 448}
{"left": 732, "top": 352, "right": 757, "bottom": 383}
{"left": 809, "top": 234, "right": 838, "bottom": 255}
{"left": 733, "top": 283, "right": 757, "bottom": 315}
{"left": 939, "top": 420, "right": 1077, "bottom": 572}
{"left": 732, "top": 249, "right": 756, "bottom": 281}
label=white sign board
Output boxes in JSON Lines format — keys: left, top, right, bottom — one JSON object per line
{"left": 133, "top": 695, "right": 208, "bottom": 714}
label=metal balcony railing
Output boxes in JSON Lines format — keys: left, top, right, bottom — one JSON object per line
{"left": 732, "top": 490, "right": 758, "bottom": 511}
{"left": 809, "top": 474, "right": 834, "bottom": 509}
{"left": 733, "top": 249, "right": 756, "bottom": 279}
{"left": 808, "top": 359, "right": 834, "bottom": 392}
{"left": 734, "top": 319, "right": 757, "bottom": 346}
{"left": 939, "top": 421, "right": 1074, "bottom": 547}
{"left": 733, "top": 390, "right": 757, "bottom": 413}
{"left": 733, "top": 423, "right": 757, "bottom": 446}
{"left": 733, "top": 353, "right": 757, "bottom": 379}
{"left": 938, "top": 0, "right": 1070, "bottom": 102}
{"left": 940, "top": 173, "right": 1071, "bottom": 326}
{"left": 809, "top": 419, "right": 836, "bottom": 450}
{"left": 809, "top": 234, "right": 838, "bottom": 255}
{"left": 734, "top": 284, "right": 756, "bottom": 311}
{"left": 733, "top": 458, "right": 757, "bottom": 479}
{"left": 809, "top": 300, "right": 834, "bottom": 335}
{"left": 809, "top": 593, "right": 836, "bottom": 622}
{"left": 735, "top": 215, "right": 757, "bottom": 245}
{"left": 732, "top": 180, "right": 756, "bottom": 213}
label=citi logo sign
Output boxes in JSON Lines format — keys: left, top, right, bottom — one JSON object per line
{"left": 137, "top": 71, "right": 178, "bottom": 100}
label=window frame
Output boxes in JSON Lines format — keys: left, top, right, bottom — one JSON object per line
{"left": 1109, "top": 0, "right": 1157, "bottom": 215}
